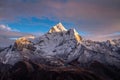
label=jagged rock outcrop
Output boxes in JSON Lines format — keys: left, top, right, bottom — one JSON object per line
{"left": 13, "top": 37, "right": 35, "bottom": 51}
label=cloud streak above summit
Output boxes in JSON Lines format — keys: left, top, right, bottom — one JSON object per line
{"left": 0, "top": 0, "right": 120, "bottom": 41}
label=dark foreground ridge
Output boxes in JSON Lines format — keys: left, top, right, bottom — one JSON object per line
{"left": 0, "top": 60, "right": 120, "bottom": 80}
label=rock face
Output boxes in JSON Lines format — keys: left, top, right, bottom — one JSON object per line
{"left": 0, "top": 23, "right": 120, "bottom": 68}
{"left": 13, "top": 37, "right": 35, "bottom": 51}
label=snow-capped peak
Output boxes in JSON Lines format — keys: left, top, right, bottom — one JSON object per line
{"left": 48, "top": 23, "right": 82, "bottom": 42}
{"left": 48, "top": 23, "right": 67, "bottom": 33}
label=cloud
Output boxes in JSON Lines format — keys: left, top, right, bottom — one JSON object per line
{"left": 0, "top": 24, "right": 31, "bottom": 47}
{"left": 0, "top": 24, "right": 20, "bottom": 32}
{"left": 0, "top": 37, "right": 14, "bottom": 47}
{"left": 0, "top": 0, "right": 119, "bottom": 20}
{"left": 0, "top": 29, "right": 28, "bottom": 38}
{"left": 0, "top": 24, "right": 12, "bottom": 31}
{"left": 31, "top": 32, "right": 44, "bottom": 36}
{"left": 0, "top": 0, "right": 120, "bottom": 40}
{"left": 84, "top": 32, "right": 120, "bottom": 41}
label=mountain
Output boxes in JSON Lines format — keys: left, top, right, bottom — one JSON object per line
{"left": 0, "top": 23, "right": 120, "bottom": 66}
{"left": 0, "top": 23, "right": 120, "bottom": 80}
{"left": 34, "top": 23, "right": 120, "bottom": 68}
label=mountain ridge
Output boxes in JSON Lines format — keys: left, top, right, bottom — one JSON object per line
{"left": 0, "top": 23, "right": 119, "bottom": 69}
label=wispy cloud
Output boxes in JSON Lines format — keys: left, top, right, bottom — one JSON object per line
{"left": 0, "top": 24, "right": 31, "bottom": 46}
{"left": 0, "top": 24, "right": 20, "bottom": 32}
{"left": 0, "top": 24, "right": 12, "bottom": 31}
{"left": 85, "top": 32, "right": 120, "bottom": 41}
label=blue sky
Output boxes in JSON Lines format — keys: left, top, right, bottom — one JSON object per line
{"left": 0, "top": 0, "right": 120, "bottom": 41}
{"left": 0, "top": 16, "right": 87, "bottom": 36}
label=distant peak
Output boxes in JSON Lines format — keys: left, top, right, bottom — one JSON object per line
{"left": 48, "top": 23, "right": 67, "bottom": 33}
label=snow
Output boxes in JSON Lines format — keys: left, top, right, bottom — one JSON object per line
{"left": 48, "top": 23, "right": 67, "bottom": 33}
{"left": 0, "top": 23, "right": 120, "bottom": 68}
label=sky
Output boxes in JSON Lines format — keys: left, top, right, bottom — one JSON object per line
{"left": 0, "top": 0, "right": 120, "bottom": 42}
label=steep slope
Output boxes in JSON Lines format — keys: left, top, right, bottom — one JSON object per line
{"left": 34, "top": 23, "right": 82, "bottom": 59}
{"left": 79, "top": 40, "right": 120, "bottom": 67}
{"left": 33, "top": 23, "right": 120, "bottom": 68}
{"left": 0, "top": 36, "right": 36, "bottom": 65}
{"left": 0, "top": 23, "right": 120, "bottom": 69}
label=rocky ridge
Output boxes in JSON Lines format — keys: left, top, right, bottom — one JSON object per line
{"left": 0, "top": 23, "right": 120, "bottom": 67}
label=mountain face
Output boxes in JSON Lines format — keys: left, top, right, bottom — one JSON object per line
{"left": 0, "top": 23, "right": 120, "bottom": 67}
{"left": 34, "top": 23, "right": 82, "bottom": 58}
{"left": 13, "top": 37, "right": 35, "bottom": 51}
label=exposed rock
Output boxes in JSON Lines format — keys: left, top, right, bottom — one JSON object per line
{"left": 13, "top": 37, "right": 35, "bottom": 51}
